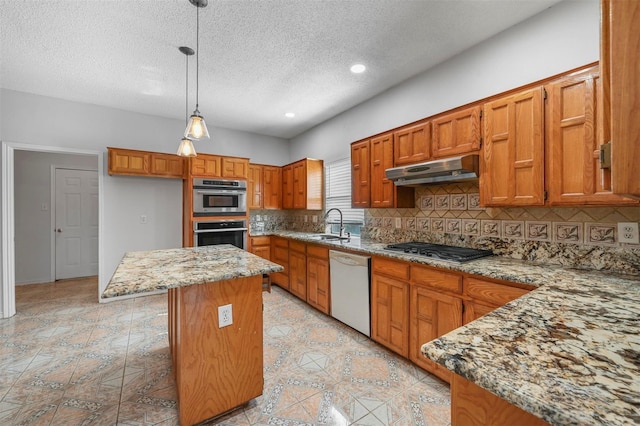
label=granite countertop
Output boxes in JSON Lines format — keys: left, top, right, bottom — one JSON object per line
{"left": 261, "top": 231, "right": 640, "bottom": 425}
{"left": 103, "top": 244, "right": 283, "bottom": 298}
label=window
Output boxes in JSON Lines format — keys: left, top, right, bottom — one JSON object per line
{"left": 325, "top": 158, "right": 364, "bottom": 235}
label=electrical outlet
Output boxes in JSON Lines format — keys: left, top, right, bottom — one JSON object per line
{"left": 312, "top": 215, "right": 318, "bottom": 223}
{"left": 618, "top": 222, "right": 639, "bottom": 244}
{"left": 304, "top": 215, "right": 308, "bottom": 222}
{"left": 395, "top": 217, "right": 402, "bottom": 228}
{"left": 140, "top": 215, "right": 148, "bottom": 224}
{"left": 218, "top": 304, "right": 233, "bottom": 327}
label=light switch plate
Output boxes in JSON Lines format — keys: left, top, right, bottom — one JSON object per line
{"left": 618, "top": 222, "right": 639, "bottom": 244}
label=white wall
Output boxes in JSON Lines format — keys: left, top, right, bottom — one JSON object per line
{"left": 0, "top": 89, "right": 290, "bottom": 303}
{"left": 290, "top": 0, "right": 600, "bottom": 162}
{"left": 14, "top": 151, "right": 98, "bottom": 284}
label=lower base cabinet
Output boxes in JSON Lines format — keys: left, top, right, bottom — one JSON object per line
{"left": 306, "top": 245, "right": 330, "bottom": 314}
{"left": 270, "top": 237, "right": 290, "bottom": 290}
{"left": 289, "top": 241, "right": 307, "bottom": 300}
{"left": 451, "top": 374, "right": 550, "bottom": 426}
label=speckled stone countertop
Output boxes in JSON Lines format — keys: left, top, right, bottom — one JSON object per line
{"left": 103, "top": 245, "right": 284, "bottom": 298}
{"left": 260, "top": 231, "right": 640, "bottom": 425}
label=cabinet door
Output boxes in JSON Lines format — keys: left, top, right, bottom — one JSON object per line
{"left": 108, "top": 148, "right": 149, "bottom": 175}
{"left": 351, "top": 140, "right": 371, "bottom": 208}
{"left": 190, "top": 154, "right": 222, "bottom": 177}
{"left": 292, "top": 161, "right": 307, "bottom": 209}
{"left": 263, "top": 166, "right": 282, "bottom": 209}
{"left": 271, "top": 238, "right": 289, "bottom": 290}
{"left": 608, "top": 0, "right": 640, "bottom": 198}
{"left": 251, "top": 245, "right": 270, "bottom": 260}
{"left": 247, "top": 164, "right": 263, "bottom": 209}
{"left": 546, "top": 67, "right": 638, "bottom": 205}
{"left": 370, "top": 133, "right": 396, "bottom": 208}
{"left": 222, "top": 157, "right": 249, "bottom": 179}
{"left": 150, "top": 153, "right": 184, "bottom": 178}
{"left": 371, "top": 273, "right": 409, "bottom": 357}
{"left": 282, "top": 165, "right": 294, "bottom": 209}
{"left": 410, "top": 285, "right": 462, "bottom": 381}
{"left": 432, "top": 106, "right": 481, "bottom": 158}
{"left": 289, "top": 250, "right": 307, "bottom": 301}
{"left": 482, "top": 87, "right": 544, "bottom": 206}
{"left": 393, "top": 122, "right": 431, "bottom": 166}
{"left": 307, "top": 255, "right": 330, "bottom": 314}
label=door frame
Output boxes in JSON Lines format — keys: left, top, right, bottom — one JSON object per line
{"left": 1, "top": 141, "right": 104, "bottom": 318}
{"left": 50, "top": 166, "right": 99, "bottom": 282}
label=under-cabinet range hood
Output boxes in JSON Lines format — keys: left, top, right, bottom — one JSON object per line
{"left": 385, "top": 154, "right": 479, "bottom": 186}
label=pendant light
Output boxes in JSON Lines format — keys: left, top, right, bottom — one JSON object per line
{"left": 184, "top": 0, "right": 210, "bottom": 140}
{"left": 177, "top": 46, "right": 197, "bottom": 157}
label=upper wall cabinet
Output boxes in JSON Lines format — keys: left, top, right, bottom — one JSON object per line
{"left": 481, "top": 87, "right": 545, "bottom": 206}
{"left": 431, "top": 105, "right": 482, "bottom": 159}
{"left": 393, "top": 121, "right": 431, "bottom": 166}
{"left": 248, "top": 164, "right": 282, "bottom": 210}
{"left": 108, "top": 147, "right": 184, "bottom": 179}
{"left": 282, "top": 158, "right": 323, "bottom": 210}
{"left": 546, "top": 66, "right": 638, "bottom": 206}
{"left": 606, "top": 0, "right": 640, "bottom": 198}
{"left": 370, "top": 133, "right": 414, "bottom": 208}
{"left": 351, "top": 140, "right": 371, "bottom": 208}
{"left": 189, "top": 154, "right": 249, "bottom": 179}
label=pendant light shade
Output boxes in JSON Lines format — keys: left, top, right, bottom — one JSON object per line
{"left": 177, "top": 137, "right": 197, "bottom": 157}
{"left": 184, "top": 0, "right": 210, "bottom": 141}
{"left": 177, "top": 46, "right": 197, "bottom": 157}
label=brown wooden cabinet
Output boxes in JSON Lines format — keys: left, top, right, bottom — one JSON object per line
{"left": 409, "top": 265, "right": 463, "bottom": 382}
{"left": 283, "top": 158, "right": 323, "bottom": 210}
{"left": 546, "top": 66, "right": 638, "bottom": 205}
{"left": 463, "top": 277, "right": 531, "bottom": 324}
{"left": 270, "top": 237, "right": 290, "bottom": 290}
{"left": 248, "top": 164, "right": 263, "bottom": 209}
{"left": 189, "top": 154, "right": 248, "bottom": 179}
{"left": 222, "top": 157, "right": 249, "bottom": 179}
{"left": 393, "top": 121, "right": 431, "bottom": 165}
{"left": 249, "top": 236, "right": 271, "bottom": 260}
{"left": 306, "top": 244, "right": 330, "bottom": 314}
{"left": 371, "top": 257, "right": 410, "bottom": 357}
{"left": 108, "top": 147, "right": 184, "bottom": 178}
{"left": 369, "top": 133, "right": 415, "bottom": 208}
{"left": 263, "top": 165, "right": 282, "bottom": 209}
{"left": 481, "top": 87, "right": 545, "bottom": 206}
{"left": 431, "top": 105, "right": 482, "bottom": 158}
{"left": 288, "top": 241, "right": 307, "bottom": 301}
{"left": 605, "top": 0, "right": 640, "bottom": 199}
{"left": 351, "top": 140, "right": 371, "bottom": 208}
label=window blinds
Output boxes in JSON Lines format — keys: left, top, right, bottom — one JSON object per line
{"left": 325, "top": 158, "right": 364, "bottom": 224}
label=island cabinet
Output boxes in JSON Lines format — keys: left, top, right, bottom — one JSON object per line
{"left": 351, "top": 140, "right": 371, "bottom": 208}
{"left": 481, "top": 87, "right": 545, "bottom": 206}
{"left": 431, "top": 105, "right": 482, "bottom": 159}
{"left": 189, "top": 153, "right": 249, "bottom": 179}
{"left": 409, "top": 266, "right": 463, "bottom": 382}
{"left": 270, "top": 237, "right": 290, "bottom": 290}
{"left": 108, "top": 147, "right": 185, "bottom": 178}
{"left": 371, "top": 257, "right": 410, "bottom": 357}
{"left": 607, "top": 0, "right": 640, "bottom": 198}
{"left": 282, "top": 158, "right": 323, "bottom": 210}
{"left": 451, "top": 374, "right": 550, "bottom": 426}
{"left": 306, "top": 244, "right": 330, "bottom": 314}
{"left": 288, "top": 240, "right": 307, "bottom": 300}
{"left": 370, "top": 133, "right": 415, "bottom": 208}
{"left": 393, "top": 121, "right": 431, "bottom": 166}
{"left": 545, "top": 66, "right": 638, "bottom": 206}
{"left": 248, "top": 164, "right": 282, "bottom": 210}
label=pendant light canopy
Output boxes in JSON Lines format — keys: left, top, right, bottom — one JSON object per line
{"left": 184, "top": 0, "right": 210, "bottom": 141}
{"left": 177, "top": 46, "right": 197, "bottom": 157}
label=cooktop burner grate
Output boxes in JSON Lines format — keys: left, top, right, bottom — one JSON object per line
{"left": 384, "top": 242, "right": 493, "bottom": 263}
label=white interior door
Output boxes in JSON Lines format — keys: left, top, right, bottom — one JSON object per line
{"left": 55, "top": 169, "right": 99, "bottom": 280}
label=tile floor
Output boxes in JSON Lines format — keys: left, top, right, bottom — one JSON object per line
{"left": 1, "top": 277, "right": 451, "bottom": 425}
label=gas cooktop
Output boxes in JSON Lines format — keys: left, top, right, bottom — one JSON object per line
{"left": 384, "top": 242, "right": 493, "bottom": 263}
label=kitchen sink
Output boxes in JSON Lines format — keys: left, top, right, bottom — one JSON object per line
{"left": 312, "top": 234, "right": 349, "bottom": 241}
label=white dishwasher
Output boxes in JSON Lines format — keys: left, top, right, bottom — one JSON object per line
{"left": 329, "top": 250, "right": 371, "bottom": 337}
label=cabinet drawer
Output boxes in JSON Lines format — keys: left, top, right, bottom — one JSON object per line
{"left": 465, "top": 277, "right": 530, "bottom": 306}
{"left": 289, "top": 240, "right": 306, "bottom": 254}
{"left": 372, "top": 257, "right": 410, "bottom": 281}
{"left": 411, "top": 266, "right": 462, "bottom": 294}
{"left": 272, "top": 237, "right": 288, "bottom": 249}
{"left": 251, "top": 236, "right": 270, "bottom": 246}
{"left": 306, "top": 244, "right": 328, "bottom": 259}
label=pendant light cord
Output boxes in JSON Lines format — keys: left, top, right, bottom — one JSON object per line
{"left": 185, "top": 51, "right": 189, "bottom": 125}
{"left": 195, "top": 3, "right": 200, "bottom": 111}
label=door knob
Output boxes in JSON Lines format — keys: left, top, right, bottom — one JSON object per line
{"left": 55, "top": 228, "right": 62, "bottom": 233}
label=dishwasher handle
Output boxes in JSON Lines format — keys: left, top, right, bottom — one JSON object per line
{"left": 329, "top": 251, "right": 370, "bottom": 267}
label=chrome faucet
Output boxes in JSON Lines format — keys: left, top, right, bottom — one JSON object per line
{"left": 324, "top": 208, "right": 346, "bottom": 238}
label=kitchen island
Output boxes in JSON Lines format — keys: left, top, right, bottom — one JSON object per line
{"left": 103, "top": 245, "right": 283, "bottom": 426}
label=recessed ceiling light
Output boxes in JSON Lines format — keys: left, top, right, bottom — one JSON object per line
{"left": 350, "top": 64, "right": 366, "bottom": 74}
{"left": 285, "top": 112, "right": 295, "bottom": 118}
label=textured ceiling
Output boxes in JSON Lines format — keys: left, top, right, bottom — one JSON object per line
{"left": 1, "top": 0, "right": 561, "bottom": 139}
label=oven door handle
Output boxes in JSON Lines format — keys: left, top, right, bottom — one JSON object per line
{"left": 194, "top": 189, "right": 246, "bottom": 194}
{"left": 194, "top": 227, "right": 248, "bottom": 233}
